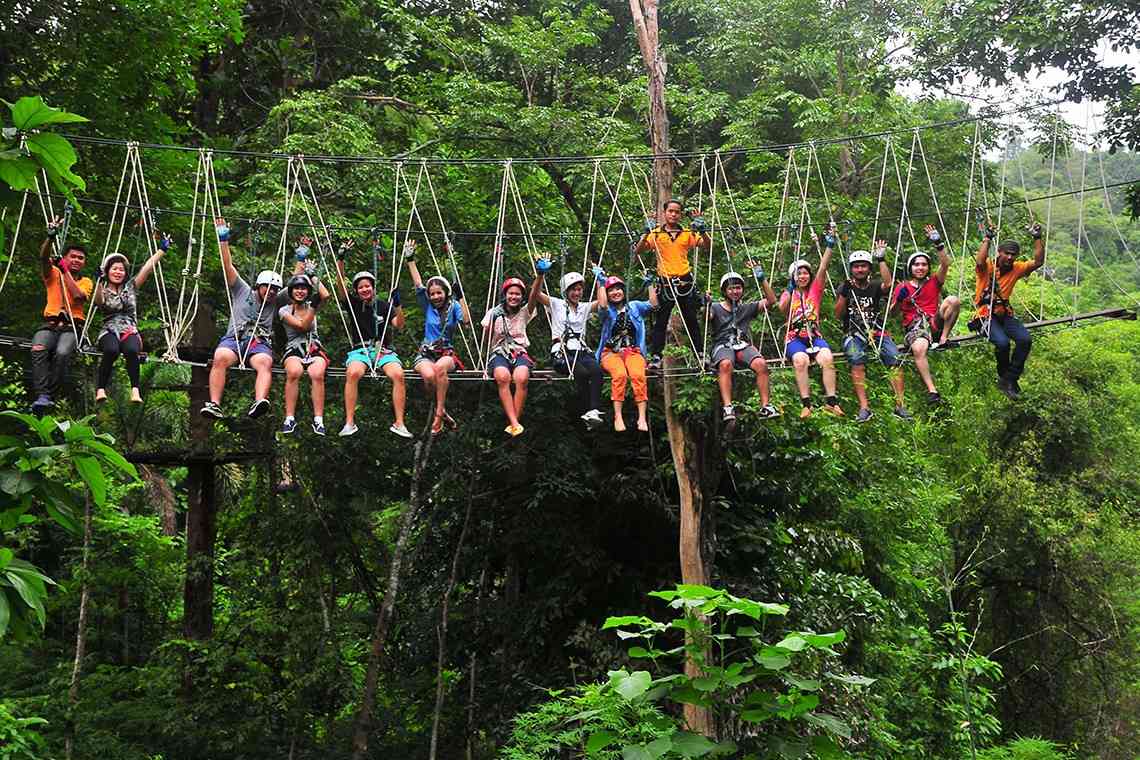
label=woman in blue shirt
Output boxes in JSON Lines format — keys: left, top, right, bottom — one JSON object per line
{"left": 594, "top": 271, "right": 657, "bottom": 432}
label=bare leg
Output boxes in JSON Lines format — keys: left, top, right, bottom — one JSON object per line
{"left": 383, "top": 361, "right": 407, "bottom": 427}
{"left": 717, "top": 360, "right": 733, "bottom": 406}
{"left": 494, "top": 366, "right": 519, "bottom": 427}
{"left": 283, "top": 357, "right": 303, "bottom": 417}
{"left": 433, "top": 357, "right": 455, "bottom": 422}
{"left": 889, "top": 367, "right": 905, "bottom": 407}
{"left": 636, "top": 400, "right": 649, "bottom": 431}
{"left": 818, "top": 349, "right": 837, "bottom": 396}
{"left": 250, "top": 353, "right": 274, "bottom": 401}
{"left": 344, "top": 363, "right": 366, "bottom": 425}
{"left": 851, "top": 364, "right": 869, "bottom": 410}
{"left": 512, "top": 365, "right": 530, "bottom": 418}
{"left": 750, "top": 358, "right": 771, "bottom": 405}
{"left": 939, "top": 296, "right": 961, "bottom": 343}
{"left": 792, "top": 353, "right": 810, "bottom": 398}
{"left": 612, "top": 400, "right": 626, "bottom": 432}
{"left": 911, "top": 340, "right": 937, "bottom": 392}
{"left": 209, "top": 348, "right": 238, "bottom": 404}
{"left": 307, "top": 357, "right": 327, "bottom": 417}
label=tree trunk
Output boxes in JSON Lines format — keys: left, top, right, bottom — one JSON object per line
{"left": 351, "top": 426, "right": 436, "bottom": 759}
{"left": 183, "top": 305, "right": 217, "bottom": 646}
{"left": 64, "top": 496, "right": 93, "bottom": 760}
{"left": 140, "top": 464, "right": 178, "bottom": 536}
{"left": 629, "top": 0, "right": 712, "bottom": 737}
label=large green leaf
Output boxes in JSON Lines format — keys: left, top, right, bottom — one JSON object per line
{"left": 0, "top": 548, "right": 12, "bottom": 570}
{"left": 0, "top": 590, "right": 9, "bottom": 638}
{"left": 80, "top": 438, "right": 137, "bottom": 479}
{"left": 25, "top": 133, "right": 84, "bottom": 190}
{"left": 72, "top": 455, "right": 106, "bottom": 507}
{"left": 5, "top": 96, "right": 89, "bottom": 130}
{"left": 671, "top": 732, "right": 718, "bottom": 758}
{"left": 586, "top": 730, "right": 617, "bottom": 755}
{"left": 3, "top": 569, "right": 46, "bottom": 628}
{"left": 0, "top": 151, "right": 39, "bottom": 192}
{"left": 803, "top": 712, "right": 853, "bottom": 739}
{"left": 612, "top": 670, "right": 652, "bottom": 701}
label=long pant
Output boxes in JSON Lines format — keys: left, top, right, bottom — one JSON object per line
{"left": 649, "top": 284, "right": 702, "bottom": 357}
{"left": 97, "top": 332, "right": 143, "bottom": 390}
{"left": 600, "top": 349, "right": 648, "bottom": 402}
{"left": 30, "top": 327, "right": 79, "bottom": 397}
{"left": 554, "top": 350, "right": 602, "bottom": 412}
{"left": 987, "top": 314, "right": 1031, "bottom": 381}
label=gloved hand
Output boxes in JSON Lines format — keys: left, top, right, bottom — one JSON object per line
{"left": 403, "top": 239, "right": 416, "bottom": 262}
{"left": 157, "top": 234, "right": 172, "bottom": 252}
{"left": 295, "top": 243, "right": 310, "bottom": 261}
{"left": 1028, "top": 222, "right": 1043, "bottom": 240}
{"left": 592, "top": 265, "right": 606, "bottom": 281}
{"left": 303, "top": 261, "right": 317, "bottom": 277}
{"left": 925, "top": 226, "right": 945, "bottom": 249}
{"left": 983, "top": 224, "right": 997, "bottom": 240}
{"left": 452, "top": 282, "right": 464, "bottom": 301}
{"left": 872, "top": 240, "right": 887, "bottom": 263}
{"left": 690, "top": 216, "right": 708, "bottom": 235}
{"left": 46, "top": 218, "right": 62, "bottom": 239}
{"left": 752, "top": 266, "right": 766, "bottom": 283}
{"left": 787, "top": 277, "right": 796, "bottom": 293}
{"left": 640, "top": 270, "right": 656, "bottom": 288}
{"left": 390, "top": 289, "right": 401, "bottom": 308}
{"left": 336, "top": 240, "right": 352, "bottom": 261}
{"left": 216, "top": 223, "right": 230, "bottom": 242}
{"left": 536, "top": 257, "right": 552, "bottom": 274}
{"left": 822, "top": 231, "right": 838, "bottom": 249}
{"left": 643, "top": 218, "right": 655, "bottom": 234}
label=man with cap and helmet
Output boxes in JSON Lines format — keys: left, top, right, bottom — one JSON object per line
{"left": 971, "top": 222, "right": 1045, "bottom": 399}
{"left": 29, "top": 215, "right": 93, "bottom": 414}
{"left": 593, "top": 268, "right": 658, "bottom": 432}
{"left": 276, "top": 236, "right": 333, "bottom": 435}
{"left": 92, "top": 233, "right": 169, "bottom": 405}
{"left": 481, "top": 270, "right": 539, "bottom": 437}
{"left": 406, "top": 241, "right": 472, "bottom": 436}
{"left": 200, "top": 217, "right": 281, "bottom": 420}
{"left": 777, "top": 226, "right": 843, "bottom": 418}
{"left": 529, "top": 256, "right": 606, "bottom": 430}
{"left": 834, "top": 238, "right": 912, "bottom": 422}
{"left": 891, "top": 224, "right": 961, "bottom": 406}
{"left": 333, "top": 239, "right": 412, "bottom": 438}
{"left": 708, "top": 258, "right": 779, "bottom": 425}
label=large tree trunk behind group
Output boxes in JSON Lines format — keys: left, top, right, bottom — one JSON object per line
{"left": 629, "top": 0, "right": 713, "bottom": 737}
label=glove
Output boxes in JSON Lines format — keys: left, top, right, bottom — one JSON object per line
{"left": 926, "top": 228, "right": 945, "bottom": 249}
{"left": 592, "top": 265, "right": 606, "bottom": 281}
{"left": 335, "top": 243, "right": 350, "bottom": 262}
{"left": 452, "top": 282, "right": 463, "bottom": 301}
{"left": 157, "top": 234, "right": 172, "bottom": 252}
{"left": 295, "top": 244, "right": 310, "bottom": 262}
{"left": 303, "top": 261, "right": 317, "bottom": 277}
{"left": 822, "top": 232, "right": 838, "bottom": 249}
{"left": 1028, "top": 222, "right": 1043, "bottom": 240}
{"left": 872, "top": 248, "right": 886, "bottom": 263}
{"left": 46, "top": 224, "right": 60, "bottom": 240}
{"left": 984, "top": 225, "right": 997, "bottom": 241}
{"left": 640, "top": 270, "right": 655, "bottom": 288}
{"left": 216, "top": 224, "right": 230, "bottom": 242}
{"left": 402, "top": 240, "right": 416, "bottom": 262}
{"left": 390, "top": 289, "right": 401, "bottom": 308}
{"left": 752, "top": 266, "right": 766, "bottom": 284}
{"left": 786, "top": 278, "right": 796, "bottom": 293}
{"left": 536, "top": 257, "right": 552, "bottom": 274}
{"left": 643, "top": 218, "right": 655, "bottom": 234}
{"left": 690, "top": 216, "right": 708, "bottom": 234}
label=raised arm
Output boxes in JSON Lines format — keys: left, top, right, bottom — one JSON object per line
{"left": 530, "top": 256, "right": 552, "bottom": 310}
{"left": 333, "top": 238, "right": 356, "bottom": 299}
{"left": 690, "top": 213, "right": 711, "bottom": 251}
{"left": 976, "top": 222, "right": 994, "bottom": 271}
{"left": 134, "top": 236, "right": 170, "bottom": 289}
{"left": 40, "top": 219, "right": 60, "bottom": 280}
{"left": 589, "top": 265, "right": 607, "bottom": 312}
{"left": 873, "top": 239, "right": 893, "bottom": 292}
{"left": 923, "top": 224, "right": 950, "bottom": 284}
{"left": 1026, "top": 223, "right": 1046, "bottom": 274}
{"left": 633, "top": 217, "right": 655, "bottom": 254}
{"left": 214, "top": 218, "right": 239, "bottom": 287}
{"left": 406, "top": 240, "right": 424, "bottom": 289}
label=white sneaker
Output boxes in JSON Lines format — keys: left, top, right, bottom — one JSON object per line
{"left": 581, "top": 409, "right": 604, "bottom": 430}
{"left": 389, "top": 423, "right": 413, "bottom": 439}
{"left": 338, "top": 423, "right": 358, "bottom": 437}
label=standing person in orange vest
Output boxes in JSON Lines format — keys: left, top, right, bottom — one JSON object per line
{"left": 970, "top": 222, "right": 1045, "bottom": 399}
{"left": 634, "top": 199, "right": 711, "bottom": 369}
{"left": 30, "top": 217, "right": 93, "bottom": 415}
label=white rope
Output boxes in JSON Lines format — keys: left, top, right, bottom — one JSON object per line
{"left": 0, "top": 190, "right": 29, "bottom": 295}
{"left": 956, "top": 122, "right": 982, "bottom": 299}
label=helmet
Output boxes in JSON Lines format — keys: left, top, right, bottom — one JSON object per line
{"left": 788, "top": 259, "right": 812, "bottom": 280}
{"left": 352, "top": 271, "right": 376, "bottom": 289}
{"left": 256, "top": 270, "right": 283, "bottom": 289}
{"left": 100, "top": 253, "right": 130, "bottom": 277}
{"left": 906, "top": 252, "right": 930, "bottom": 275}
{"left": 848, "top": 249, "right": 873, "bottom": 266}
{"left": 287, "top": 274, "right": 314, "bottom": 292}
{"left": 603, "top": 275, "right": 626, "bottom": 292}
{"left": 425, "top": 275, "right": 451, "bottom": 296}
{"left": 501, "top": 277, "right": 526, "bottom": 296}
{"left": 719, "top": 271, "right": 745, "bottom": 294}
{"left": 560, "top": 271, "right": 585, "bottom": 296}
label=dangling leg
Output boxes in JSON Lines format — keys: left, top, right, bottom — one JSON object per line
{"left": 433, "top": 357, "right": 456, "bottom": 429}
{"left": 382, "top": 360, "right": 408, "bottom": 431}
{"left": 493, "top": 364, "right": 519, "bottom": 429}
{"left": 96, "top": 332, "right": 121, "bottom": 402}
{"left": 817, "top": 348, "right": 843, "bottom": 416}
{"left": 307, "top": 356, "right": 328, "bottom": 421}
{"left": 343, "top": 361, "right": 366, "bottom": 434}
{"left": 626, "top": 351, "right": 649, "bottom": 432}
{"left": 283, "top": 357, "right": 303, "bottom": 422}
{"left": 121, "top": 334, "right": 143, "bottom": 402}
{"left": 600, "top": 350, "right": 628, "bottom": 431}
{"left": 511, "top": 363, "right": 530, "bottom": 419}
{"left": 938, "top": 296, "right": 961, "bottom": 344}
{"left": 791, "top": 349, "right": 812, "bottom": 418}
{"left": 30, "top": 328, "right": 59, "bottom": 409}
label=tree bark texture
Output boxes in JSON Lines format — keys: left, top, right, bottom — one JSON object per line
{"left": 64, "top": 495, "right": 93, "bottom": 760}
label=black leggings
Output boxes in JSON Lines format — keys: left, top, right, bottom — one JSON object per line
{"left": 554, "top": 350, "right": 603, "bottom": 413}
{"left": 97, "top": 332, "right": 142, "bottom": 390}
{"left": 649, "top": 279, "right": 702, "bottom": 357}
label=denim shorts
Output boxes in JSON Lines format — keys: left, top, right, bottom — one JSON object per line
{"left": 842, "top": 334, "right": 900, "bottom": 367}
{"left": 487, "top": 352, "right": 535, "bottom": 373}
{"left": 785, "top": 336, "right": 829, "bottom": 361}
{"left": 217, "top": 335, "right": 273, "bottom": 365}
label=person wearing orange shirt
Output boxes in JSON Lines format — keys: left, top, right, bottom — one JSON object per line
{"left": 971, "top": 222, "right": 1045, "bottom": 399}
{"left": 30, "top": 217, "right": 93, "bottom": 415}
{"left": 633, "top": 198, "right": 711, "bottom": 368}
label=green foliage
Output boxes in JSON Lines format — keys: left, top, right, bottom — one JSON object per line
{"left": 976, "top": 737, "right": 1073, "bottom": 760}
{"left": 0, "top": 701, "right": 48, "bottom": 760}
{"left": 0, "top": 96, "right": 87, "bottom": 201}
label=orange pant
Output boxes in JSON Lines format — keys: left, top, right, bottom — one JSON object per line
{"left": 601, "top": 349, "right": 648, "bottom": 402}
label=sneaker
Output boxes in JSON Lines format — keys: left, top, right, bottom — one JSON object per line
{"left": 581, "top": 409, "right": 604, "bottom": 430}
{"left": 927, "top": 391, "right": 944, "bottom": 405}
{"left": 856, "top": 407, "right": 873, "bottom": 423}
{"left": 31, "top": 394, "right": 54, "bottom": 413}
{"left": 312, "top": 420, "right": 326, "bottom": 436}
{"left": 823, "top": 404, "right": 845, "bottom": 418}
{"left": 722, "top": 405, "right": 736, "bottom": 422}
{"left": 505, "top": 424, "right": 525, "bottom": 437}
{"left": 338, "top": 423, "right": 358, "bottom": 437}
{"left": 893, "top": 406, "right": 915, "bottom": 421}
{"left": 647, "top": 355, "right": 662, "bottom": 371}
{"left": 200, "top": 401, "right": 224, "bottom": 419}
{"left": 757, "top": 404, "right": 781, "bottom": 420}
{"left": 280, "top": 418, "right": 297, "bottom": 435}
{"left": 248, "top": 398, "right": 270, "bottom": 418}
{"left": 389, "top": 423, "right": 414, "bottom": 439}
{"left": 928, "top": 341, "right": 941, "bottom": 352}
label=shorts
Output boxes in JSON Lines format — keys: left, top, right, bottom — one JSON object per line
{"left": 487, "top": 351, "right": 535, "bottom": 373}
{"left": 843, "top": 334, "right": 900, "bottom": 367}
{"left": 785, "top": 336, "right": 829, "bottom": 361}
{"left": 217, "top": 335, "right": 273, "bottom": 365}
{"left": 284, "top": 343, "right": 329, "bottom": 366}
{"left": 346, "top": 345, "right": 401, "bottom": 370}
{"left": 903, "top": 316, "right": 943, "bottom": 348}
{"left": 413, "top": 345, "right": 465, "bottom": 372}
{"left": 711, "top": 343, "right": 764, "bottom": 370}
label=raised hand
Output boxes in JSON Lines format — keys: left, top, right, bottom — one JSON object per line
{"left": 402, "top": 239, "right": 417, "bottom": 262}
{"left": 872, "top": 238, "right": 888, "bottom": 262}
{"left": 336, "top": 238, "right": 355, "bottom": 261}
{"left": 1028, "top": 222, "right": 1043, "bottom": 240}
{"left": 821, "top": 222, "right": 838, "bottom": 249}
{"left": 924, "top": 224, "right": 945, "bottom": 248}
{"left": 535, "top": 255, "right": 553, "bottom": 274}
{"left": 215, "top": 217, "right": 230, "bottom": 242}
{"left": 295, "top": 235, "right": 313, "bottom": 261}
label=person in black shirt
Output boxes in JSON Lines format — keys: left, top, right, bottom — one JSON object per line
{"left": 708, "top": 263, "right": 779, "bottom": 424}
{"left": 834, "top": 241, "right": 911, "bottom": 422}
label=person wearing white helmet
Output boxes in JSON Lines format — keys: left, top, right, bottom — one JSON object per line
{"left": 530, "top": 256, "right": 606, "bottom": 430}
{"left": 276, "top": 235, "right": 333, "bottom": 436}
{"left": 834, "top": 239, "right": 911, "bottom": 422}
{"left": 777, "top": 225, "right": 843, "bottom": 418}
{"left": 92, "top": 233, "right": 168, "bottom": 405}
{"left": 200, "top": 217, "right": 280, "bottom": 420}
{"left": 333, "top": 239, "right": 411, "bottom": 438}
{"left": 890, "top": 224, "right": 961, "bottom": 406}
{"left": 407, "top": 241, "right": 472, "bottom": 436}
{"left": 708, "top": 258, "right": 779, "bottom": 425}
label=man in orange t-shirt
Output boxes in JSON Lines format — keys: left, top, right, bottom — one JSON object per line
{"left": 971, "top": 222, "right": 1045, "bottom": 399}
{"left": 633, "top": 198, "right": 711, "bottom": 367}
{"left": 30, "top": 217, "right": 93, "bottom": 414}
